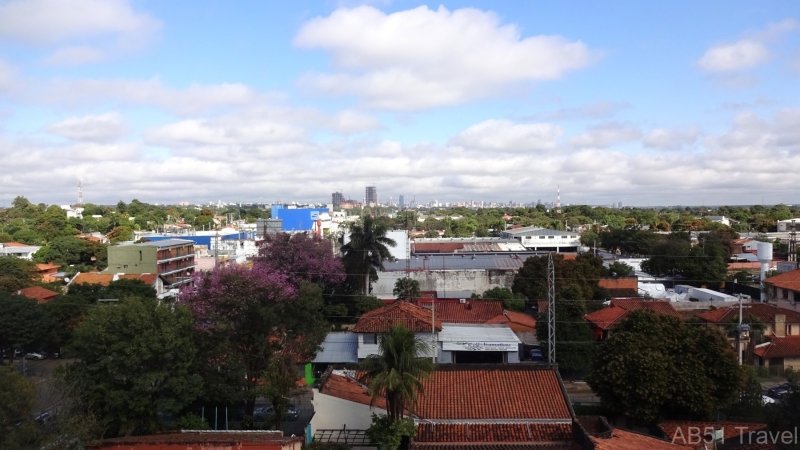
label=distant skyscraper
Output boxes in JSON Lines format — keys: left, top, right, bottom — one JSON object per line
{"left": 618, "top": 201, "right": 623, "bottom": 208}
{"left": 366, "top": 186, "right": 377, "bottom": 206}
{"left": 399, "top": 195, "right": 405, "bottom": 209}
{"left": 332, "top": 191, "right": 344, "bottom": 207}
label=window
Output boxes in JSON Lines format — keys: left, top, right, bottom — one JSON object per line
{"left": 539, "top": 236, "right": 545, "bottom": 239}
{"left": 363, "top": 333, "right": 378, "bottom": 345}
{"left": 548, "top": 236, "right": 555, "bottom": 239}
{"left": 139, "top": 251, "right": 142, "bottom": 262}
{"left": 783, "top": 289, "right": 789, "bottom": 299}
{"left": 123, "top": 264, "right": 128, "bottom": 268}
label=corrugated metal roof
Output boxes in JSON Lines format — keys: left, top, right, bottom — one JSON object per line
{"left": 501, "top": 226, "right": 575, "bottom": 237}
{"left": 313, "top": 332, "right": 358, "bottom": 363}
{"left": 438, "top": 324, "right": 521, "bottom": 343}
{"left": 383, "top": 254, "right": 528, "bottom": 271}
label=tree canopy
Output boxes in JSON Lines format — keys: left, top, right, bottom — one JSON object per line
{"left": 587, "top": 309, "right": 743, "bottom": 424}
{"left": 341, "top": 216, "right": 397, "bottom": 294}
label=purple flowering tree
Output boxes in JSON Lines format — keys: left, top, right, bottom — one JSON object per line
{"left": 179, "top": 264, "right": 329, "bottom": 418}
{"left": 257, "top": 232, "right": 346, "bottom": 289}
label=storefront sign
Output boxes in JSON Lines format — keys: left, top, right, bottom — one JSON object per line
{"left": 442, "top": 341, "right": 518, "bottom": 351}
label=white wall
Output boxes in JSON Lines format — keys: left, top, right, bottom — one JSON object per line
{"left": 373, "top": 269, "right": 515, "bottom": 299}
{"left": 311, "top": 389, "right": 385, "bottom": 431}
{"left": 357, "top": 332, "right": 436, "bottom": 359}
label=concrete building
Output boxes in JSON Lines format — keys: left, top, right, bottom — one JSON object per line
{"left": 331, "top": 191, "right": 344, "bottom": 208}
{"left": 0, "top": 242, "right": 42, "bottom": 260}
{"left": 365, "top": 185, "right": 377, "bottom": 206}
{"left": 499, "top": 226, "right": 581, "bottom": 252}
{"left": 777, "top": 218, "right": 800, "bottom": 232}
{"left": 436, "top": 323, "right": 521, "bottom": 363}
{"left": 707, "top": 215, "right": 731, "bottom": 226}
{"left": 105, "top": 239, "right": 195, "bottom": 287}
{"left": 673, "top": 285, "right": 738, "bottom": 302}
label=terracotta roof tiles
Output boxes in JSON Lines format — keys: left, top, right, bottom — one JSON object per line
{"left": 353, "top": 301, "right": 443, "bottom": 333}
{"left": 697, "top": 303, "right": 800, "bottom": 324}
{"left": 412, "top": 444, "right": 580, "bottom": 450}
{"left": 592, "top": 428, "right": 691, "bottom": 450}
{"left": 415, "top": 423, "right": 572, "bottom": 443}
{"left": 318, "top": 371, "right": 387, "bottom": 410}
{"left": 89, "top": 432, "right": 300, "bottom": 446}
{"left": 598, "top": 278, "right": 640, "bottom": 298}
{"left": 585, "top": 300, "right": 680, "bottom": 331}
{"left": 765, "top": 269, "right": 800, "bottom": 292}
{"left": 752, "top": 335, "right": 800, "bottom": 358}
{"left": 434, "top": 301, "right": 504, "bottom": 324}
{"left": 15, "top": 286, "right": 59, "bottom": 303}
{"left": 485, "top": 311, "right": 536, "bottom": 329}
{"left": 71, "top": 272, "right": 159, "bottom": 287}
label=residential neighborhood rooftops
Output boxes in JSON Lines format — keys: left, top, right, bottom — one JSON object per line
{"left": 697, "top": 303, "right": 800, "bottom": 324}
{"left": 15, "top": 286, "right": 59, "bottom": 303}
{"left": 485, "top": 311, "right": 537, "bottom": 329}
{"left": 424, "top": 301, "right": 505, "bottom": 324}
{"left": 585, "top": 300, "right": 680, "bottom": 331}
{"left": 415, "top": 422, "right": 573, "bottom": 444}
{"left": 382, "top": 254, "right": 529, "bottom": 272}
{"left": 353, "top": 301, "right": 442, "bottom": 333}
{"left": 752, "top": 335, "right": 800, "bottom": 358}
{"left": 591, "top": 428, "right": 691, "bottom": 450}
{"left": 764, "top": 268, "right": 800, "bottom": 292}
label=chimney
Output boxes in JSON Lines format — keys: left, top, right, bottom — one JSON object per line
{"left": 775, "top": 314, "right": 786, "bottom": 337}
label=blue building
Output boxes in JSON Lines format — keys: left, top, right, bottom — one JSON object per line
{"left": 270, "top": 205, "right": 327, "bottom": 231}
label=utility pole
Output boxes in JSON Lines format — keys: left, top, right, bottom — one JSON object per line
{"left": 214, "top": 229, "right": 219, "bottom": 269}
{"left": 547, "top": 253, "right": 556, "bottom": 364}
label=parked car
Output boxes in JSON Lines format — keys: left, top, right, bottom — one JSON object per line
{"left": 25, "top": 352, "right": 47, "bottom": 360}
{"left": 530, "top": 349, "right": 545, "bottom": 362}
{"left": 766, "top": 383, "right": 796, "bottom": 399}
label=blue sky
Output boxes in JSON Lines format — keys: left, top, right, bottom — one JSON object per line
{"left": 0, "top": 0, "right": 798, "bottom": 206}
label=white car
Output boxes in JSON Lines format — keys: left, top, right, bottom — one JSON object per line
{"left": 25, "top": 352, "right": 46, "bottom": 360}
{"left": 762, "top": 395, "right": 776, "bottom": 405}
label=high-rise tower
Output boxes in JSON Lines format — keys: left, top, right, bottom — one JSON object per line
{"left": 366, "top": 186, "right": 377, "bottom": 206}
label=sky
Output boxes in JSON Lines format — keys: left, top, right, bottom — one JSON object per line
{"left": 0, "top": 0, "right": 799, "bottom": 207}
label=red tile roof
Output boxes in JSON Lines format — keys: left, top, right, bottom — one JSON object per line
{"left": 412, "top": 445, "right": 580, "bottom": 450}
{"left": 353, "top": 301, "right": 443, "bottom": 333}
{"left": 15, "top": 286, "right": 59, "bottom": 303}
{"left": 485, "top": 311, "right": 536, "bottom": 329}
{"left": 36, "top": 263, "right": 60, "bottom": 272}
{"left": 598, "top": 278, "right": 640, "bottom": 298}
{"left": 321, "top": 365, "right": 572, "bottom": 421}
{"left": 592, "top": 428, "right": 691, "bottom": 450}
{"left": 414, "top": 243, "right": 465, "bottom": 253}
{"left": 1, "top": 241, "right": 28, "bottom": 247}
{"left": 697, "top": 303, "right": 800, "bottom": 324}
{"left": 585, "top": 300, "right": 680, "bottom": 331}
{"left": 752, "top": 335, "right": 800, "bottom": 358}
{"left": 658, "top": 421, "right": 768, "bottom": 444}
{"left": 88, "top": 432, "right": 300, "bottom": 446}
{"left": 415, "top": 422, "right": 572, "bottom": 443}
{"left": 432, "top": 301, "right": 504, "bottom": 324}
{"left": 765, "top": 269, "right": 800, "bottom": 292}
{"left": 416, "top": 366, "right": 571, "bottom": 420}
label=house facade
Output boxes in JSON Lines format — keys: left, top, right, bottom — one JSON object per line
{"left": 106, "top": 239, "right": 195, "bottom": 288}
{"left": 499, "top": 226, "right": 581, "bottom": 252}
{"left": 764, "top": 269, "right": 800, "bottom": 304}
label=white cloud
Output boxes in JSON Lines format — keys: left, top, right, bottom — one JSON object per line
{"left": 698, "top": 40, "right": 769, "bottom": 72}
{"left": 328, "top": 109, "right": 382, "bottom": 134}
{"left": 643, "top": 128, "right": 699, "bottom": 151}
{"left": 0, "top": 59, "right": 13, "bottom": 91}
{"left": 42, "top": 46, "right": 105, "bottom": 66}
{"left": 568, "top": 122, "right": 642, "bottom": 148}
{"left": 294, "top": 5, "right": 598, "bottom": 110}
{"left": 144, "top": 118, "right": 307, "bottom": 147}
{"left": 449, "top": 119, "right": 562, "bottom": 153}
{"left": 528, "top": 101, "right": 629, "bottom": 121}
{"left": 32, "top": 77, "right": 260, "bottom": 115}
{"left": 46, "top": 112, "right": 126, "bottom": 142}
{"left": 0, "top": 0, "right": 160, "bottom": 46}
{"left": 698, "top": 19, "right": 798, "bottom": 72}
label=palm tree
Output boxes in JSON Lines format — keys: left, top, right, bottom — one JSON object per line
{"left": 393, "top": 277, "right": 420, "bottom": 301}
{"left": 360, "top": 325, "right": 435, "bottom": 421}
{"left": 341, "top": 215, "right": 396, "bottom": 294}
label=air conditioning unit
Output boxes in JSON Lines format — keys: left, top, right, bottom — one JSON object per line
{"left": 459, "top": 299, "right": 466, "bottom": 304}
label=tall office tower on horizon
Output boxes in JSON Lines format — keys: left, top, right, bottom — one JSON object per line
{"left": 366, "top": 185, "right": 377, "bottom": 206}
{"left": 332, "top": 191, "right": 344, "bottom": 207}
{"left": 399, "top": 195, "right": 405, "bottom": 209}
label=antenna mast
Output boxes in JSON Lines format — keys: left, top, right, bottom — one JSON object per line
{"left": 556, "top": 185, "right": 561, "bottom": 214}
{"left": 547, "top": 253, "right": 556, "bottom": 364}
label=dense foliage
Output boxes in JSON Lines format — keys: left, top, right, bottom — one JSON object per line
{"left": 587, "top": 310, "right": 743, "bottom": 424}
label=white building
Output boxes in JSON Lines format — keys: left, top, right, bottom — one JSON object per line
{"left": 0, "top": 243, "right": 42, "bottom": 260}
{"left": 499, "top": 226, "right": 580, "bottom": 252}
{"left": 60, "top": 205, "right": 84, "bottom": 219}
{"left": 707, "top": 216, "right": 731, "bottom": 226}
{"left": 436, "top": 323, "right": 521, "bottom": 364}
{"left": 777, "top": 218, "right": 800, "bottom": 232}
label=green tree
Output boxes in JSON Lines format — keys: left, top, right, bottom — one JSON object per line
{"left": 512, "top": 254, "right": 608, "bottom": 301}
{"left": 355, "top": 295, "right": 385, "bottom": 315}
{"left": 0, "top": 366, "right": 40, "bottom": 449}
{"left": 607, "top": 261, "right": 633, "bottom": 277}
{"left": 0, "top": 256, "right": 38, "bottom": 292}
{"left": 341, "top": 216, "right": 397, "bottom": 294}
{"left": 0, "top": 292, "right": 48, "bottom": 365}
{"left": 587, "top": 310, "right": 743, "bottom": 424}
{"left": 63, "top": 297, "right": 202, "bottom": 437}
{"left": 107, "top": 226, "right": 133, "bottom": 244}
{"left": 535, "top": 284, "right": 595, "bottom": 372}
{"left": 480, "top": 287, "right": 526, "bottom": 312}
{"left": 359, "top": 325, "right": 434, "bottom": 421}
{"left": 393, "top": 277, "right": 420, "bottom": 301}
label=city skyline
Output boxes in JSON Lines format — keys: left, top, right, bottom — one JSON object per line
{"left": 1, "top": 1, "right": 799, "bottom": 206}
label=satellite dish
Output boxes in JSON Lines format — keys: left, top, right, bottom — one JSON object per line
{"left": 64, "top": 277, "right": 70, "bottom": 283}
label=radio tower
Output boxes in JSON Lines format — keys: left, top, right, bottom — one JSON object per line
{"left": 77, "top": 181, "right": 84, "bottom": 206}
{"left": 790, "top": 220, "right": 797, "bottom": 263}
{"left": 556, "top": 185, "right": 561, "bottom": 214}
